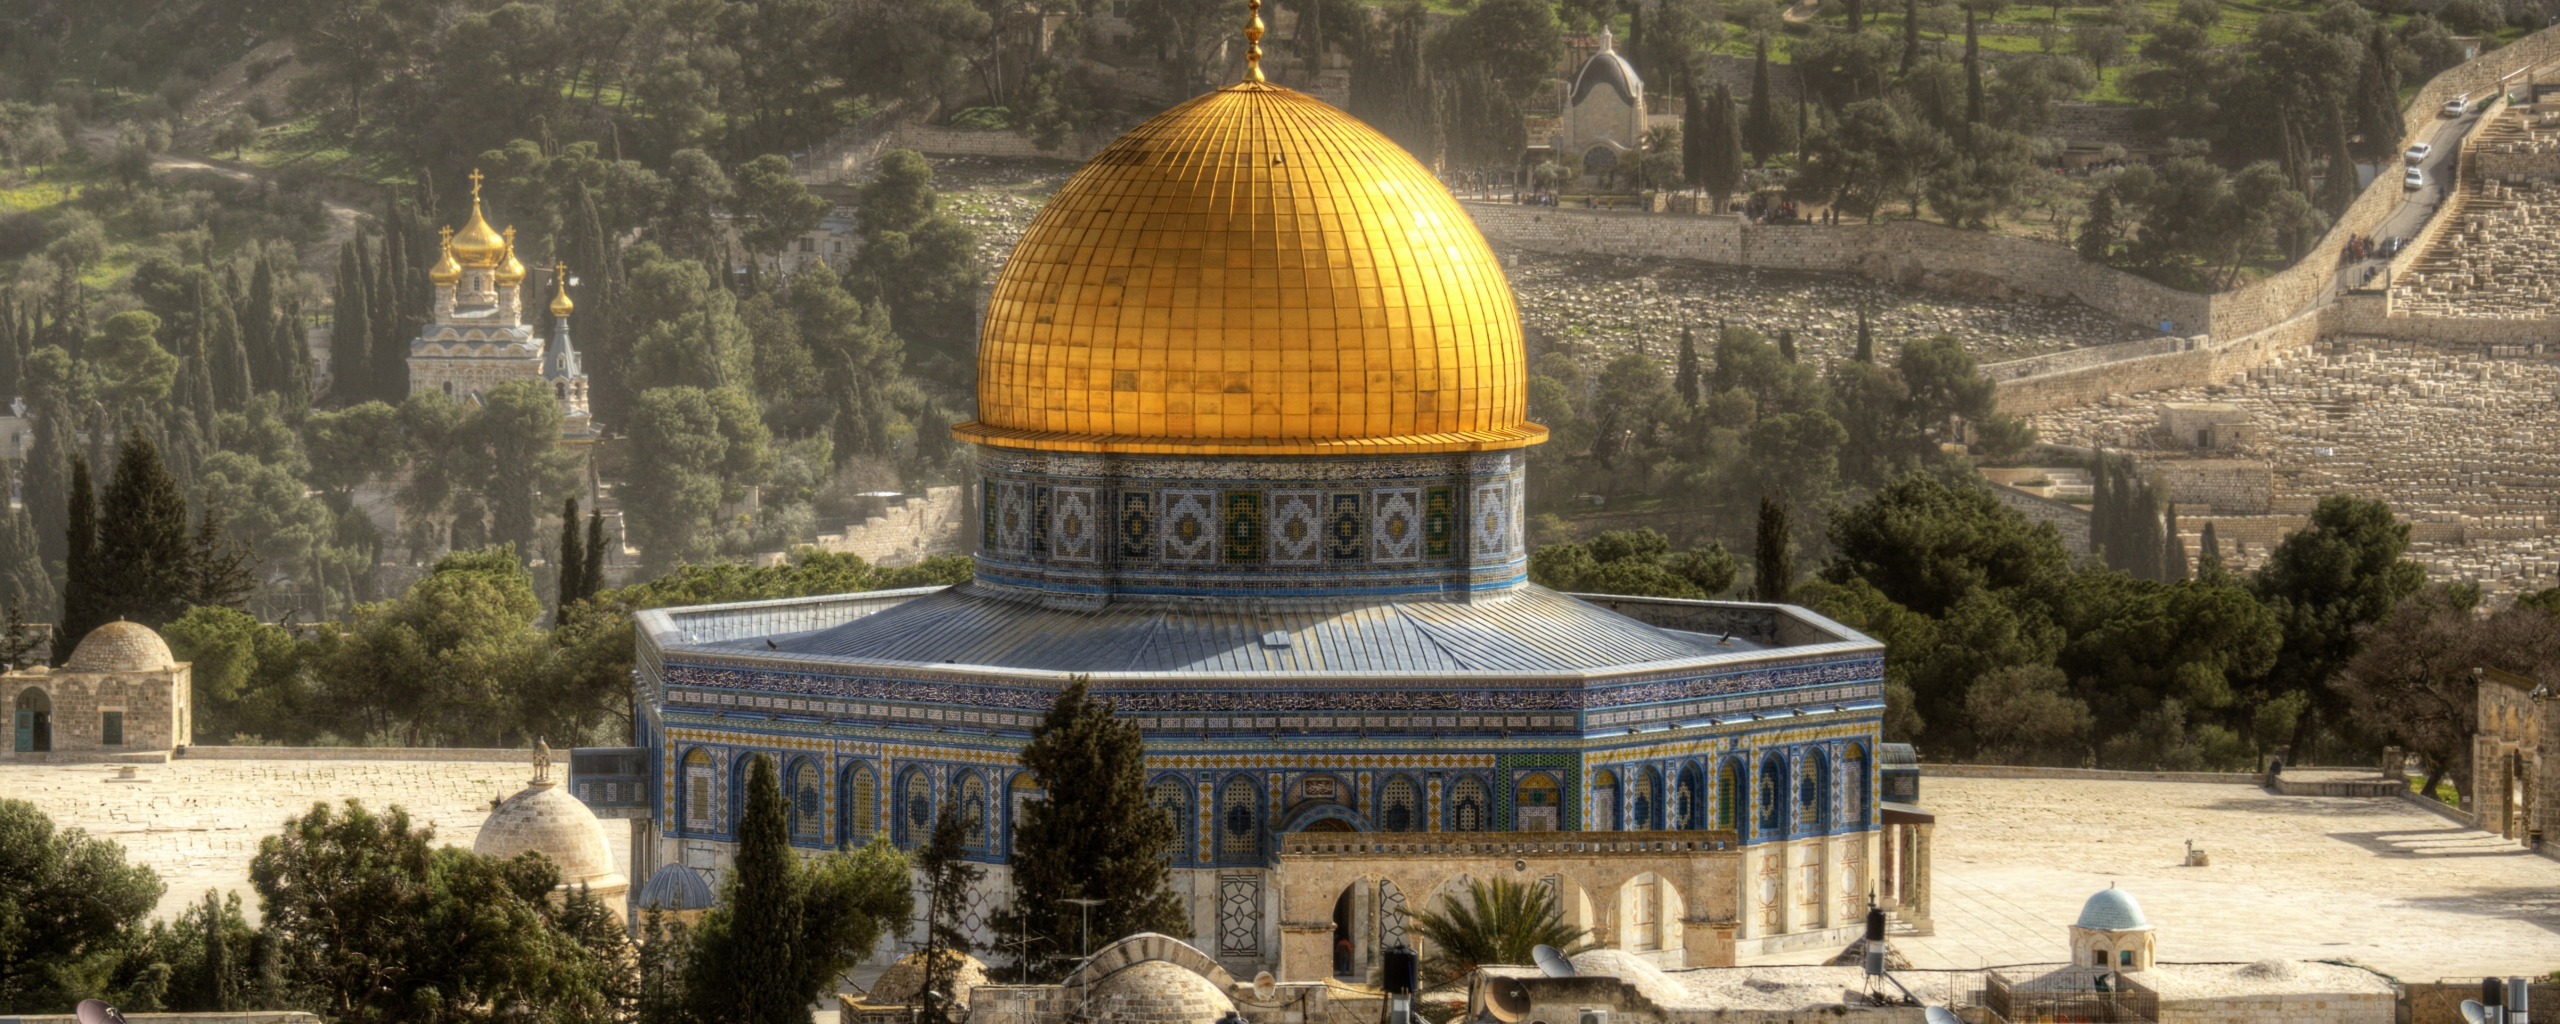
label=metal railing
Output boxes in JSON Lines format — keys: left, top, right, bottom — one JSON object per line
{"left": 1982, "top": 970, "right": 2158, "bottom": 1024}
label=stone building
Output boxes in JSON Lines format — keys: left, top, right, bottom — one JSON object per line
{"left": 628, "top": 45, "right": 1893, "bottom": 981}
{"left": 1561, "top": 28, "right": 1647, "bottom": 175}
{"left": 7, "top": 621, "right": 191, "bottom": 761}
{"left": 2068, "top": 885, "right": 2156, "bottom": 971}
{"left": 408, "top": 172, "right": 595, "bottom": 440}
{"left": 2475, "top": 665, "right": 2552, "bottom": 846}
{"left": 476, "top": 743, "right": 630, "bottom": 919}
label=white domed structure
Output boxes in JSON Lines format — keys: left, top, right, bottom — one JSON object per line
{"left": 1562, "top": 26, "right": 1647, "bottom": 172}
{"left": 2069, "top": 884, "right": 2155, "bottom": 971}
{"left": 1087, "top": 959, "right": 1238, "bottom": 1024}
{"left": 65, "top": 620, "right": 175, "bottom": 672}
{"left": 477, "top": 743, "right": 628, "bottom": 920}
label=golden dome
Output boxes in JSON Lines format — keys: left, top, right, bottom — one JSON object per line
{"left": 953, "top": 82, "right": 1543, "bottom": 457}
{"left": 429, "top": 228, "right": 462, "bottom": 285}
{"left": 494, "top": 228, "right": 525, "bottom": 286}
{"left": 549, "top": 263, "right": 574, "bottom": 316}
{"left": 451, "top": 169, "right": 508, "bottom": 268}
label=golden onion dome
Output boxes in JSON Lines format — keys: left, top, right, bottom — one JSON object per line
{"left": 952, "top": 81, "right": 1543, "bottom": 457}
{"left": 429, "top": 229, "right": 462, "bottom": 285}
{"left": 549, "top": 263, "right": 574, "bottom": 317}
{"left": 450, "top": 170, "right": 508, "bottom": 268}
{"left": 494, "top": 229, "right": 525, "bottom": 286}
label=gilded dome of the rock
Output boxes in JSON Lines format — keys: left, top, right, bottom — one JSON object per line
{"left": 954, "top": 82, "right": 1543, "bottom": 456}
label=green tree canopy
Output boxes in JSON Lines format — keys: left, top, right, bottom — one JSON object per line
{"left": 0, "top": 799, "right": 166, "bottom": 1013}
{"left": 994, "top": 677, "right": 1190, "bottom": 980}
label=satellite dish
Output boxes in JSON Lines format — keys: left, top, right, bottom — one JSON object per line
{"left": 2464, "top": 1001, "right": 2492, "bottom": 1024}
{"left": 1486, "top": 979, "right": 1534, "bottom": 1023}
{"left": 1534, "top": 945, "right": 1576, "bottom": 978}
{"left": 76, "top": 1000, "right": 126, "bottom": 1024}
{"left": 1926, "top": 1007, "right": 1962, "bottom": 1024}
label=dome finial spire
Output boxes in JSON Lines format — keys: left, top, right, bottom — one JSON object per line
{"left": 1243, "top": 0, "right": 1265, "bottom": 82}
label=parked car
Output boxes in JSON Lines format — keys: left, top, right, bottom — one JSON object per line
{"left": 2406, "top": 142, "right": 2434, "bottom": 165}
{"left": 2380, "top": 236, "right": 2409, "bottom": 256}
{"left": 2443, "top": 94, "right": 2470, "bottom": 117}
{"left": 2404, "top": 166, "right": 2428, "bottom": 189}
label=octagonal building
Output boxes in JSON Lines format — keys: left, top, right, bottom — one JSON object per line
{"left": 632, "top": 56, "right": 1887, "bottom": 976}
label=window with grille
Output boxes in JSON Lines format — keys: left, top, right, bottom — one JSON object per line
{"left": 100, "top": 711, "right": 122, "bottom": 746}
{"left": 1630, "top": 769, "right": 1657, "bottom": 830}
{"left": 1799, "top": 750, "right": 1828, "bottom": 830}
{"left": 684, "top": 749, "right": 713, "bottom": 831}
{"left": 1448, "top": 776, "right": 1488, "bottom": 831}
{"left": 1758, "top": 756, "right": 1786, "bottom": 835}
{"left": 1717, "top": 761, "right": 1740, "bottom": 831}
{"left": 844, "top": 764, "right": 878, "bottom": 842}
{"left": 1842, "top": 744, "right": 1869, "bottom": 824}
{"left": 1154, "top": 778, "right": 1189, "bottom": 857}
{"left": 1219, "top": 778, "right": 1258, "bottom": 860}
{"left": 1378, "top": 776, "right": 1417, "bottom": 832}
{"left": 1589, "top": 769, "right": 1618, "bottom": 832}
{"left": 902, "top": 769, "right": 933, "bottom": 845}
{"left": 1677, "top": 764, "right": 1704, "bottom": 830}
{"left": 960, "top": 773, "right": 990, "bottom": 849}
{"left": 791, "top": 761, "right": 822, "bottom": 841}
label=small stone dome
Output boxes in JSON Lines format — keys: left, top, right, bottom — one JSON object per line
{"left": 1086, "top": 959, "right": 1237, "bottom": 1024}
{"left": 636, "top": 863, "right": 715, "bottom": 912}
{"left": 65, "top": 620, "right": 174, "bottom": 672}
{"left": 477, "top": 766, "right": 620, "bottom": 887}
{"left": 2074, "top": 885, "right": 2151, "bottom": 931}
{"left": 867, "top": 949, "right": 990, "bottom": 1007}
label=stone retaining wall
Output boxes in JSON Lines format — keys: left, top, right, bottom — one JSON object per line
{"left": 886, "top": 125, "right": 1102, "bottom": 162}
{"left": 2147, "top": 460, "right": 2274, "bottom": 516}
{"left": 1992, "top": 306, "right": 2332, "bottom": 415}
{"left": 1989, "top": 485, "right": 2091, "bottom": 553}
{"left": 2160, "top": 991, "right": 2395, "bottom": 1024}
{"left": 807, "top": 485, "right": 970, "bottom": 567}
{"left": 182, "top": 745, "right": 532, "bottom": 762}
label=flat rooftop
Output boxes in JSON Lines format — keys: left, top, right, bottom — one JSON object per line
{"left": 1, "top": 755, "right": 631, "bottom": 922}
{"left": 1744, "top": 774, "right": 2560, "bottom": 978}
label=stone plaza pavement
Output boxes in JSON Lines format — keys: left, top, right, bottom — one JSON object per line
{"left": 1746, "top": 775, "right": 2560, "bottom": 978}
{"left": 2, "top": 756, "right": 632, "bottom": 922}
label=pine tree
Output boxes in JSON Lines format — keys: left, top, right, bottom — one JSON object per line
{"left": 914, "top": 805, "right": 982, "bottom": 1024}
{"left": 995, "top": 677, "right": 1188, "bottom": 980}
{"left": 1853, "top": 308, "right": 1874, "bottom": 362}
{"left": 556, "top": 496, "right": 585, "bottom": 621}
{"left": 332, "top": 241, "right": 374, "bottom": 404}
{"left": 1744, "top": 41, "right": 1780, "bottom": 167}
{"left": 582, "top": 510, "right": 608, "bottom": 599}
{"left": 1674, "top": 328, "right": 1701, "bottom": 408}
{"left": 1753, "top": 496, "right": 1794, "bottom": 603}
{"left": 92, "top": 432, "right": 194, "bottom": 628}
{"left": 56, "top": 455, "right": 98, "bottom": 663}
{"left": 183, "top": 504, "right": 258, "bottom": 611}
{"left": 2198, "top": 520, "right": 2225, "bottom": 578}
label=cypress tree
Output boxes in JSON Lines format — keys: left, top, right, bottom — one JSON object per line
{"left": 1702, "top": 82, "right": 1745, "bottom": 211}
{"left": 210, "top": 283, "right": 250, "bottom": 413}
{"left": 582, "top": 510, "right": 608, "bottom": 599}
{"left": 1854, "top": 308, "right": 1874, "bottom": 362}
{"left": 371, "top": 235, "right": 408, "bottom": 401}
{"left": 2198, "top": 520, "right": 2224, "bottom": 578}
{"left": 332, "top": 241, "right": 374, "bottom": 404}
{"left": 1901, "top": 0, "right": 1921, "bottom": 74}
{"left": 994, "top": 676, "right": 1189, "bottom": 979}
{"left": 690, "top": 754, "right": 806, "bottom": 1024}
{"left": 2077, "top": 190, "right": 2119, "bottom": 262}
{"left": 2089, "top": 452, "right": 2113, "bottom": 563}
{"left": 276, "top": 300, "right": 314, "bottom": 414}
{"left": 1682, "top": 74, "right": 1709, "bottom": 194}
{"left": 92, "top": 432, "right": 193, "bottom": 628}
{"left": 1777, "top": 328, "right": 1797, "bottom": 363}
{"left": 1745, "top": 41, "right": 1780, "bottom": 167}
{"left": 27, "top": 398, "right": 70, "bottom": 584}
{"left": 2164, "top": 499, "right": 2189, "bottom": 581}
{"left": 1963, "top": 7, "right": 1983, "bottom": 129}
{"left": 1674, "top": 328, "right": 1701, "bottom": 408}
{"left": 56, "top": 454, "right": 97, "bottom": 663}
{"left": 0, "top": 479, "right": 49, "bottom": 621}
{"left": 914, "top": 806, "right": 981, "bottom": 1024}
{"left": 1753, "top": 496, "right": 1794, "bottom": 603}
{"left": 556, "top": 496, "right": 585, "bottom": 620}
{"left": 184, "top": 504, "right": 257, "bottom": 611}
{"left": 243, "top": 256, "right": 278, "bottom": 392}
{"left": 2322, "top": 109, "right": 2361, "bottom": 217}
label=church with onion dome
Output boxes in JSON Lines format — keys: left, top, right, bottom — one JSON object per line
{"left": 622, "top": 9, "right": 1891, "bottom": 978}
{"left": 409, "top": 171, "right": 595, "bottom": 440}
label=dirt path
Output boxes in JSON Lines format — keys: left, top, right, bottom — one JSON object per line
{"left": 76, "top": 125, "right": 367, "bottom": 274}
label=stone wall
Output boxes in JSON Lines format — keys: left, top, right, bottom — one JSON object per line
{"left": 1989, "top": 486, "right": 2091, "bottom": 553}
{"left": 807, "top": 485, "right": 970, "bottom": 567}
{"left": 1919, "top": 764, "right": 2262, "bottom": 784}
{"left": 184, "top": 745, "right": 533, "bottom": 762}
{"left": 885, "top": 124, "right": 1102, "bottom": 162}
{"left": 1993, "top": 307, "right": 2332, "bottom": 415}
{"left": 2157, "top": 991, "right": 2396, "bottom": 1024}
{"left": 6, "top": 1014, "right": 321, "bottom": 1024}
{"left": 2405, "top": 984, "right": 2560, "bottom": 1024}
{"left": 2145, "top": 460, "right": 2274, "bottom": 515}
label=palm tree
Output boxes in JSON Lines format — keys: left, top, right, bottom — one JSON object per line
{"left": 1405, "top": 877, "right": 1594, "bottom": 987}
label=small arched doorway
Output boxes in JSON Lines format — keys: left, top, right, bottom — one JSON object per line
{"left": 13, "top": 685, "right": 50, "bottom": 753}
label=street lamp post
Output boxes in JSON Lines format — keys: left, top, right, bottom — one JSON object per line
{"left": 1062, "top": 897, "right": 1106, "bottom": 1019}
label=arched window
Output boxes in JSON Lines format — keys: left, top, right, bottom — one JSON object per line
{"left": 842, "top": 763, "right": 878, "bottom": 844}
{"left": 730, "top": 754, "right": 761, "bottom": 830}
{"left": 1841, "top": 743, "right": 1870, "bottom": 826}
{"left": 1799, "top": 749, "right": 1830, "bottom": 832}
{"left": 682, "top": 748, "right": 713, "bottom": 832}
{"left": 1758, "top": 754, "right": 1787, "bottom": 836}
{"left": 1716, "top": 760, "right": 1741, "bottom": 832}
{"left": 1379, "top": 775, "right": 1419, "bottom": 832}
{"left": 1515, "top": 772, "right": 1560, "bottom": 831}
{"left": 898, "top": 767, "right": 934, "bottom": 846}
{"left": 1676, "top": 763, "right": 1706, "bottom": 830}
{"left": 789, "top": 760, "right": 823, "bottom": 842}
{"left": 1589, "top": 769, "right": 1620, "bottom": 832}
{"left": 1630, "top": 767, "right": 1658, "bottom": 831}
{"left": 1448, "top": 776, "right": 1489, "bottom": 832}
{"left": 959, "top": 772, "right": 990, "bottom": 850}
{"left": 1219, "top": 777, "right": 1260, "bottom": 861}
{"left": 1153, "top": 777, "right": 1191, "bottom": 859}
